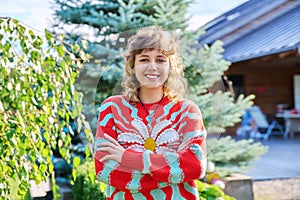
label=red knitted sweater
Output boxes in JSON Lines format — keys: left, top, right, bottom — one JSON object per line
{"left": 94, "top": 95, "right": 207, "bottom": 200}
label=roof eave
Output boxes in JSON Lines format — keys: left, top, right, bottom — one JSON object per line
{"left": 227, "top": 46, "right": 298, "bottom": 63}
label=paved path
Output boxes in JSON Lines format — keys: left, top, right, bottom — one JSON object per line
{"left": 235, "top": 134, "right": 300, "bottom": 199}
{"left": 244, "top": 134, "right": 300, "bottom": 180}
{"left": 211, "top": 133, "right": 300, "bottom": 199}
{"left": 253, "top": 177, "right": 300, "bottom": 200}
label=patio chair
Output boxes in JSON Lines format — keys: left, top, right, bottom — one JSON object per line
{"left": 248, "top": 105, "right": 284, "bottom": 140}
{"left": 236, "top": 109, "right": 253, "bottom": 137}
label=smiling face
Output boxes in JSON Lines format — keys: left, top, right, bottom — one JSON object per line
{"left": 134, "top": 49, "right": 170, "bottom": 92}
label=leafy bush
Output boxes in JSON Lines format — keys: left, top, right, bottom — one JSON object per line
{"left": 196, "top": 180, "right": 235, "bottom": 200}
{"left": 72, "top": 158, "right": 106, "bottom": 200}
{"left": 0, "top": 17, "right": 92, "bottom": 199}
{"left": 207, "top": 136, "right": 268, "bottom": 177}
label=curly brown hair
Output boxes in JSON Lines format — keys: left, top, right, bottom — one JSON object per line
{"left": 121, "top": 26, "right": 187, "bottom": 102}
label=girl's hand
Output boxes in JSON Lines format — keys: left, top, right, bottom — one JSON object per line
{"left": 98, "top": 133, "right": 125, "bottom": 163}
{"left": 177, "top": 139, "right": 191, "bottom": 152}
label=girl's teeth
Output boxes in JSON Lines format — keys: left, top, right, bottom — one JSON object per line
{"left": 146, "top": 75, "right": 158, "bottom": 79}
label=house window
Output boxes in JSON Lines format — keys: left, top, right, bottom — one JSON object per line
{"left": 225, "top": 75, "right": 245, "bottom": 99}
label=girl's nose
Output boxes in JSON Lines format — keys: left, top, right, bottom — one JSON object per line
{"left": 148, "top": 61, "right": 157, "bottom": 69}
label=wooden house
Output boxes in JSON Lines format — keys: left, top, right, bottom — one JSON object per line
{"left": 198, "top": 0, "right": 300, "bottom": 121}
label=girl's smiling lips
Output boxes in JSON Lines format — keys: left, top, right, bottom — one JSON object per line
{"left": 145, "top": 74, "right": 160, "bottom": 79}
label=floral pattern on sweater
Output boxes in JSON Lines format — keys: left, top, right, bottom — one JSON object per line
{"left": 94, "top": 95, "right": 207, "bottom": 200}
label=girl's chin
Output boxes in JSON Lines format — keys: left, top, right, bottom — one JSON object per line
{"left": 140, "top": 84, "right": 164, "bottom": 90}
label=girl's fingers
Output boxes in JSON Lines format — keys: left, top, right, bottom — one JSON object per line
{"left": 104, "top": 133, "right": 119, "bottom": 146}
{"left": 98, "top": 134, "right": 125, "bottom": 163}
{"left": 98, "top": 145, "right": 120, "bottom": 155}
{"left": 100, "top": 153, "right": 120, "bottom": 163}
{"left": 100, "top": 155, "right": 112, "bottom": 162}
{"left": 178, "top": 141, "right": 187, "bottom": 150}
{"left": 98, "top": 146, "right": 112, "bottom": 152}
{"left": 178, "top": 139, "right": 191, "bottom": 151}
{"left": 98, "top": 141, "right": 115, "bottom": 146}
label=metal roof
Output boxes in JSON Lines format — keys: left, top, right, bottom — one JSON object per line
{"left": 198, "top": 0, "right": 300, "bottom": 63}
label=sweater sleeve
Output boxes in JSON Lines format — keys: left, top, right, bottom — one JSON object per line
{"left": 121, "top": 100, "right": 207, "bottom": 184}
{"left": 94, "top": 97, "right": 169, "bottom": 191}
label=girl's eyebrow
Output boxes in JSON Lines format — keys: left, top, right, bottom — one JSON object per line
{"left": 138, "top": 54, "right": 149, "bottom": 58}
{"left": 138, "top": 54, "right": 166, "bottom": 58}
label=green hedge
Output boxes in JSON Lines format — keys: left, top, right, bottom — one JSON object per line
{"left": 72, "top": 159, "right": 106, "bottom": 200}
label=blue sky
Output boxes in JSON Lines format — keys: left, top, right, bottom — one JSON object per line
{"left": 188, "top": 0, "right": 248, "bottom": 29}
{"left": 0, "top": 0, "right": 248, "bottom": 31}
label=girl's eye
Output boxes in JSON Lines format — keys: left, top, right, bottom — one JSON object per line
{"left": 157, "top": 59, "right": 166, "bottom": 63}
{"left": 139, "top": 58, "right": 149, "bottom": 62}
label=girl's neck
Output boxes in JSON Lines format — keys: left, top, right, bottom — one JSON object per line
{"left": 138, "top": 88, "right": 164, "bottom": 104}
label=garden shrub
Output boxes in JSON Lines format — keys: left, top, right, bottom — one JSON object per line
{"left": 207, "top": 136, "right": 268, "bottom": 177}
{"left": 0, "top": 17, "right": 92, "bottom": 199}
{"left": 72, "top": 158, "right": 106, "bottom": 200}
